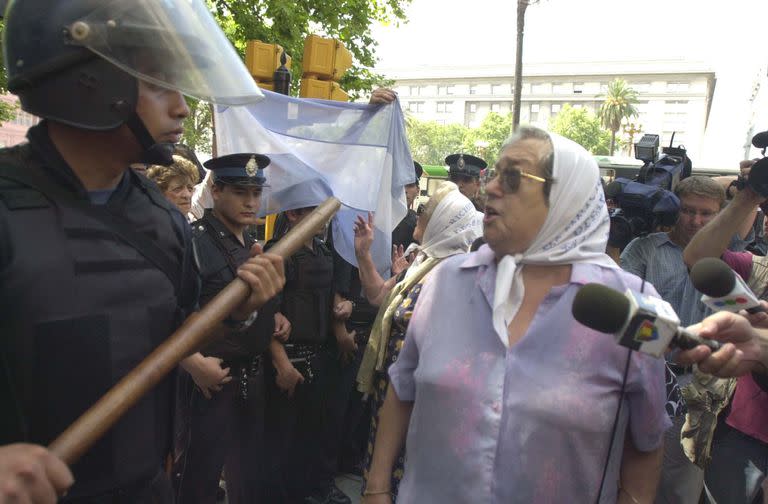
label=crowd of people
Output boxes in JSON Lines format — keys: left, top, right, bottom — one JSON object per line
{"left": 4, "top": 1, "right": 768, "bottom": 504}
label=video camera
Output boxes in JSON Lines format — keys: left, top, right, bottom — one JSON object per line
{"left": 606, "top": 133, "right": 690, "bottom": 250}
{"left": 731, "top": 129, "right": 768, "bottom": 197}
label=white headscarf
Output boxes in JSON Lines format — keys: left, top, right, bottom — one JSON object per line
{"left": 405, "top": 188, "right": 483, "bottom": 278}
{"left": 492, "top": 133, "right": 617, "bottom": 346}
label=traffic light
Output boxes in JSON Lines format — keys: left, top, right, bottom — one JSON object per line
{"left": 245, "top": 40, "right": 292, "bottom": 91}
{"left": 299, "top": 35, "right": 352, "bottom": 101}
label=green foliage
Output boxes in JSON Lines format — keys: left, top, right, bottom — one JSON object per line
{"left": 0, "top": 18, "right": 18, "bottom": 125}
{"left": 406, "top": 112, "right": 514, "bottom": 167}
{"left": 598, "top": 78, "right": 638, "bottom": 155}
{"left": 462, "top": 112, "right": 513, "bottom": 166}
{"left": 548, "top": 105, "right": 611, "bottom": 155}
{"left": 407, "top": 119, "right": 468, "bottom": 166}
{"left": 181, "top": 98, "right": 213, "bottom": 154}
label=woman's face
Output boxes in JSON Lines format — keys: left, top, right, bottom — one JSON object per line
{"left": 164, "top": 176, "right": 194, "bottom": 214}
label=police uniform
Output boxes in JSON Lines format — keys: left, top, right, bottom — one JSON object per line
{"left": 445, "top": 153, "right": 487, "bottom": 211}
{"left": 391, "top": 161, "right": 423, "bottom": 250}
{"left": 0, "top": 122, "right": 198, "bottom": 502}
{"left": 175, "top": 154, "right": 275, "bottom": 504}
{"left": 263, "top": 227, "right": 346, "bottom": 503}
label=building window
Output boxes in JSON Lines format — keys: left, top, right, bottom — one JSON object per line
{"left": 10, "top": 110, "right": 38, "bottom": 128}
{"left": 409, "top": 86, "right": 418, "bottom": 96}
{"left": 491, "top": 103, "right": 501, "bottom": 113}
{"left": 530, "top": 103, "right": 540, "bottom": 122}
{"left": 667, "top": 82, "right": 690, "bottom": 93}
{"left": 573, "top": 83, "right": 584, "bottom": 94}
{"left": 408, "top": 101, "right": 425, "bottom": 113}
{"left": 522, "top": 83, "right": 531, "bottom": 94}
{"left": 632, "top": 82, "right": 651, "bottom": 93}
{"left": 469, "top": 84, "right": 478, "bottom": 95}
{"left": 551, "top": 103, "right": 562, "bottom": 115}
{"left": 469, "top": 103, "right": 478, "bottom": 113}
{"left": 532, "top": 83, "right": 549, "bottom": 94}
{"left": 437, "top": 101, "right": 454, "bottom": 113}
{"left": 446, "top": 85, "right": 455, "bottom": 95}
{"left": 491, "top": 84, "right": 506, "bottom": 95}
{"left": 553, "top": 83, "right": 569, "bottom": 94}
{"left": 600, "top": 82, "right": 609, "bottom": 93}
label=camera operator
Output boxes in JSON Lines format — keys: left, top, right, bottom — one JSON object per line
{"left": 681, "top": 158, "right": 768, "bottom": 504}
{"left": 619, "top": 175, "right": 755, "bottom": 504}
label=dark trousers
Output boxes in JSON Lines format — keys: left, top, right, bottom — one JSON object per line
{"left": 331, "top": 323, "right": 373, "bottom": 474}
{"left": 174, "top": 363, "right": 266, "bottom": 504}
{"left": 264, "top": 348, "right": 339, "bottom": 503}
{"left": 62, "top": 470, "right": 173, "bottom": 504}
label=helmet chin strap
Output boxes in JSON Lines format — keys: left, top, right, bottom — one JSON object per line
{"left": 112, "top": 99, "right": 174, "bottom": 166}
{"left": 124, "top": 112, "right": 174, "bottom": 166}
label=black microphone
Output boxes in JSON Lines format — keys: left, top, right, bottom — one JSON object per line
{"left": 690, "top": 257, "right": 765, "bottom": 314}
{"left": 572, "top": 283, "right": 721, "bottom": 357}
{"left": 753, "top": 130, "right": 768, "bottom": 149}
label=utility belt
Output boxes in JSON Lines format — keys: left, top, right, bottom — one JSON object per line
{"left": 283, "top": 343, "right": 325, "bottom": 384}
{"left": 222, "top": 355, "right": 263, "bottom": 402}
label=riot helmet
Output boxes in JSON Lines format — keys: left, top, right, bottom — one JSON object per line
{"left": 4, "top": 0, "right": 263, "bottom": 164}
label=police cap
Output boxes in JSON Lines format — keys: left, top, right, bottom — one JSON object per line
{"left": 445, "top": 153, "right": 487, "bottom": 179}
{"left": 204, "top": 153, "right": 270, "bottom": 187}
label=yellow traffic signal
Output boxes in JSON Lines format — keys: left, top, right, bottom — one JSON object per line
{"left": 245, "top": 40, "right": 292, "bottom": 82}
{"left": 299, "top": 78, "right": 350, "bottom": 101}
{"left": 301, "top": 35, "right": 352, "bottom": 81}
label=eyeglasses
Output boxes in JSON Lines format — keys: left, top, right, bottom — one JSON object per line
{"left": 488, "top": 161, "right": 554, "bottom": 194}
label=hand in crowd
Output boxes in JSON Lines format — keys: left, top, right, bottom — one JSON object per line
{"left": 273, "top": 312, "right": 292, "bottom": 342}
{"left": 0, "top": 443, "right": 73, "bottom": 504}
{"left": 184, "top": 354, "right": 232, "bottom": 399}
{"left": 391, "top": 245, "right": 412, "bottom": 277}
{"left": 334, "top": 300, "right": 354, "bottom": 321}
{"left": 742, "top": 300, "right": 768, "bottom": 329}
{"left": 232, "top": 243, "right": 285, "bottom": 319}
{"left": 369, "top": 88, "right": 397, "bottom": 105}
{"left": 275, "top": 363, "right": 304, "bottom": 397}
{"left": 676, "top": 311, "right": 768, "bottom": 378}
{"left": 354, "top": 213, "right": 375, "bottom": 257}
{"left": 336, "top": 329, "right": 358, "bottom": 364}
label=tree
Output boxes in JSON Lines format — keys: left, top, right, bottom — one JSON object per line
{"left": 598, "top": 78, "right": 639, "bottom": 155}
{"left": 406, "top": 119, "right": 468, "bottom": 166}
{"left": 181, "top": 0, "right": 410, "bottom": 152}
{"left": 548, "top": 105, "right": 611, "bottom": 155}
{"left": 0, "top": 19, "right": 19, "bottom": 125}
{"left": 512, "top": 0, "right": 542, "bottom": 132}
{"left": 462, "top": 112, "right": 514, "bottom": 166}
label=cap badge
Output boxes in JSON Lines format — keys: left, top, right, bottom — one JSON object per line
{"left": 457, "top": 155, "right": 465, "bottom": 170}
{"left": 245, "top": 156, "right": 258, "bottom": 177}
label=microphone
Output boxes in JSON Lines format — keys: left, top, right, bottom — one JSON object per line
{"left": 690, "top": 257, "right": 765, "bottom": 314}
{"left": 753, "top": 130, "right": 768, "bottom": 149}
{"left": 572, "top": 283, "right": 721, "bottom": 357}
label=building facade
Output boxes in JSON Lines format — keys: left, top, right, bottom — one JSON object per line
{"left": 385, "top": 60, "right": 715, "bottom": 158}
{"left": 0, "top": 94, "right": 38, "bottom": 147}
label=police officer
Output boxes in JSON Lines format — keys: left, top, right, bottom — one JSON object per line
{"left": 0, "top": 1, "right": 284, "bottom": 502}
{"left": 391, "top": 161, "right": 423, "bottom": 250}
{"left": 445, "top": 153, "right": 487, "bottom": 211}
{"left": 264, "top": 207, "right": 353, "bottom": 504}
{"left": 175, "top": 153, "right": 283, "bottom": 504}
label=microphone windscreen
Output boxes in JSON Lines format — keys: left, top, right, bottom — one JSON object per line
{"left": 572, "top": 283, "right": 630, "bottom": 333}
{"left": 690, "top": 258, "right": 736, "bottom": 298}
{"left": 753, "top": 130, "right": 768, "bottom": 149}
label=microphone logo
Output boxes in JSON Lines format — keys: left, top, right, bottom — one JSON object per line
{"left": 633, "top": 320, "right": 659, "bottom": 342}
{"left": 710, "top": 297, "right": 750, "bottom": 308}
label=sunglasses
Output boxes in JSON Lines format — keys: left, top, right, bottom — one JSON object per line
{"left": 488, "top": 161, "right": 554, "bottom": 193}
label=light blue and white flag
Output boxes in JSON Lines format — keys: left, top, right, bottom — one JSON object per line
{"left": 214, "top": 90, "right": 413, "bottom": 272}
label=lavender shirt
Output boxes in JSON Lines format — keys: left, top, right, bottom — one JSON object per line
{"left": 389, "top": 246, "right": 671, "bottom": 503}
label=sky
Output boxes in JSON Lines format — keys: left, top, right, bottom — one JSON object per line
{"left": 370, "top": 0, "right": 768, "bottom": 168}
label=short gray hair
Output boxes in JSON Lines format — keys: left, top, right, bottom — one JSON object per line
{"left": 501, "top": 126, "right": 554, "bottom": 200}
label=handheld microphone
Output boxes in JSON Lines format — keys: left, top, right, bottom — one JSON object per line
{"left": 752, "top": 130, "right": 768, "bottom": 150}
{"left": 690, "top": 257, "right": 765, "bottom": 314}
{"left": 572, "top": 283, "right": 721, "bottom": 358}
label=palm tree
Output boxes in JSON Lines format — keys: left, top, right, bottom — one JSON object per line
{"left": 598, "top": 79, "right": 639, "bottom": 155}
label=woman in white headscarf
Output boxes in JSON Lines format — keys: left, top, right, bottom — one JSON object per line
{"left": 363, "top": 128, "right": 670, "bottom": 504}
{"left": 353, "top": 181, "right": 482, "bottom": 500}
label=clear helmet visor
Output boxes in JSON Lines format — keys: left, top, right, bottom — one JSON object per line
{"left": 70, "top": 0, "right": 263, "bottom": 105}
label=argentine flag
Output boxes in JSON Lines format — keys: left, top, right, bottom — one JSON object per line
{"left": 214, "top": 90, "right": 413, "bottom": 272}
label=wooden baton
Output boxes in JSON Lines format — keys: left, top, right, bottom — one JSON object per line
{"left": 48, "top": 197, "right": 341, "bottom": 465}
